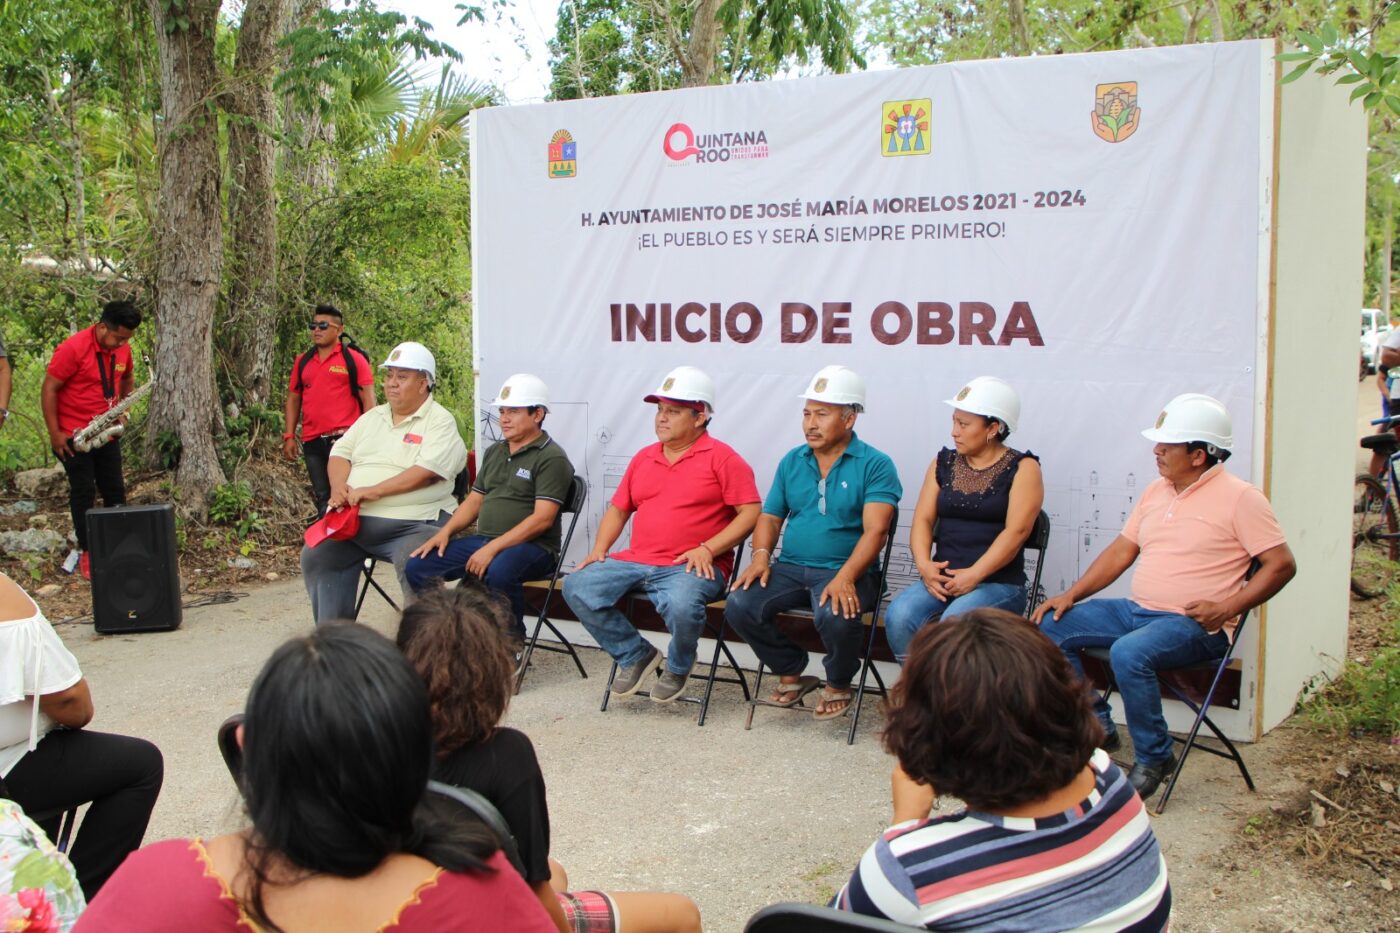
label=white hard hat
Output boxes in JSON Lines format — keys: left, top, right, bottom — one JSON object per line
{"left": 799, "top": 365, "right": 866, "bottom": 410}
{"left": 943, "top": 376, "right": 1020, "bottom": 435}
{"left": 490, "top": 373, "right": 549, "bottom": 410}
{"left": 644, "top": 366, "right": 716, "bottom": 411}
{"left": 380, "top": 342, "right": 437, "bottom": 385}
{"left": 1141, "top": 393, "right": 1234, "bottom": 452}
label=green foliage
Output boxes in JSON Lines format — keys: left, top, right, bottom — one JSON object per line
{"left": 1280, "top": 6, "right": 1400, "bottom": 115}
{"left": 219, "top": 402, "right": 281, "bottom": 474}
{"left": 278, "top": 0, "right": 462, "bottom": 119}
{"left": 281, "top": 160, "right": 475, "bottom": 443}
{"left": 207, "top": 480, "right": 266, "bottom": 538}
{"left": 1304, "top": 610, "right": 1400, "bottom": 738}
{"left": 549, "top": 0, "right": 686, "bottom": 98}
{"left": 154, "top": 429, "right": 182, "bottom": 471}
{"left": 549, "top": 0, "right": 865, "bottom": 99}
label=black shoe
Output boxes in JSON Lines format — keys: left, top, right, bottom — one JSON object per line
{"left": 1127, "top": 753, "right": 1178, "bottom": 800}
{"left": 1101, "top": 729, "right": 1122, "bottom": 754}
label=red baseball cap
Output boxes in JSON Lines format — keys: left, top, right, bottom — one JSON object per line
{"left": 304, "top": 504, "right": 361, "bottom": 548}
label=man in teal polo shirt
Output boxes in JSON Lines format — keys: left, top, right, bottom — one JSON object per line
{"left": 727, "top": 365, "right": 902, "bottom": 720}
{"left": 406, "top": 373, "right": 574, "bottom": 640}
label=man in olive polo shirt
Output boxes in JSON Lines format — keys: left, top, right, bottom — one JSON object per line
{"left": 407, "top": 373, "right": 574, "bottom": 640}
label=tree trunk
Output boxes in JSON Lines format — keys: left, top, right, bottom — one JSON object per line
{"left": 681, "top": 0, "right": 725, "bottom": 87}
{"left": 147, "top": 0, "right": 227, "bottom": 510}
{"left": 1008, "top": 0, "right": 1031, "bottom": 56}
{"left": 279, "top": 0, "right": 336, "bottom": 195}
{"left": 226, "top": 0, "right": 286, "bottom": 406}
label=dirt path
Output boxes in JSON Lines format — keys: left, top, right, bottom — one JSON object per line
{"left": 45, "top": 576, "right": 1391, "bottom": 931}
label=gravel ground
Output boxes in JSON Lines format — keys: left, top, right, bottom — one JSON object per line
{"left": 51, "top": 578, "right": 1393, "bottom": 931}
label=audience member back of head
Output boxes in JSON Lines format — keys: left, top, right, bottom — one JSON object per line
{"left": 74, "top": 622, "right": 555, "bottom": 933}
{"left": 834, "top": 608, "right": 1172, "bottom": 931}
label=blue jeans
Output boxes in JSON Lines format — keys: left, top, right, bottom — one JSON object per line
{"left": 562, "top": 560, "right": 726, "bottom": 675}
{"left": 1040, "top": 598, "right": 1230, "bottom": 765}
{"left": 884, "top": 580, "right": 1027, "bottom": 662}
{"left": 723, "top": 562, "right": 880, "bottom": 688}
{"left": 403, "top": 535, "right": 556, "bottom": 640}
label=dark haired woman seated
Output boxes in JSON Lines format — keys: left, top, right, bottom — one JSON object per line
{"left": 835, "top": 608, "right": 1170, "bottom": 931}
{"left": 398, "top": 581, "right": 702, "bottom": 933}
{"left": 74, "top": 623, "right": 554, "bottom": 932}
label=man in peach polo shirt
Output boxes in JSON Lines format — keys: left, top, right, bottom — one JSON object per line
{"left": 1033, "top": 394, "right": 1296, "bottom": 800}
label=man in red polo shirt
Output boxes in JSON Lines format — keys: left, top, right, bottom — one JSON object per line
{"left": 283, "top": 305, "right": 375, "bottom": 517}
{"left": 41, "top": 301, "right": 143, "bottom": 579}
{"left": 563, "top": 366, "right": 761, "bottom": 703}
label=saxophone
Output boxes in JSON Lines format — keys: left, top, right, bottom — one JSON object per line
{"left": 72, "top": 376, "right": 153, "bottom": 453}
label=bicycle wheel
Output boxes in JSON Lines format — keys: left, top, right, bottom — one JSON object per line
{"left": 1352, "top": 473, "right": 1399, "bottom": 599}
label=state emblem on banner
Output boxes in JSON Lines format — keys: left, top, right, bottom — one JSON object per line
{"left": 881, "top": 99, "right": 931, "bottom": 157}
{"left": 548, "top": 129, "right": 578, "bottom": 178}
{"left": 1093, "top": 83, "right": 1140, "bottom": 143}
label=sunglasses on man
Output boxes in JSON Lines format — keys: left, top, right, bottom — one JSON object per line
{"left": 307, "top": 321, "right": 338, "bottom": 331}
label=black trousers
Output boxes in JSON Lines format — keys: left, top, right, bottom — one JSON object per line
{"left": 60, "top": 440, "right": 126, "bottom": 551}
{"left": 5, "top": 729, "right": 164, "bottom": 899}
{"left": 301, "top": 434, "right": 343, "bottom": 518}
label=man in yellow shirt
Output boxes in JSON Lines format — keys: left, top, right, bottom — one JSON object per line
{"left": 299, "top": 342, "right": 467, "bottom": 624}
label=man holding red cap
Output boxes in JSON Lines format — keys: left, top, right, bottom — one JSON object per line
{"left": 299, "top": 341, "right": 467, "bottom": 625}
{"left": 563, "top": 366, "right": 761, "bottom": 703}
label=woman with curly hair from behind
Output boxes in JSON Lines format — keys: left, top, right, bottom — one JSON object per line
{"left": 397, "top": 579, "right": 702, "bottom": 933}
{"left": 834, "top": 608, "right": 1170, "bottom": 931}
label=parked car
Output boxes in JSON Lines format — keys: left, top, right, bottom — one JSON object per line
{"left": 1362, "top": 308, "right": 1392, "bottom": 375}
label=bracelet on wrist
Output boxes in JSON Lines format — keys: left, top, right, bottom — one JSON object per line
{"left": 698, "top": 542, "right": 714, "bottom": 555}
{"left": 752, "top": 547, "right": 772, "bottom": 560}
{"left": 282, "top": 432, "right": 295, "bottom": 440}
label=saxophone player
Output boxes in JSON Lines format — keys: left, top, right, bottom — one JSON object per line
{"left": 40, "top": 301, "right": 143, "bottom": 580}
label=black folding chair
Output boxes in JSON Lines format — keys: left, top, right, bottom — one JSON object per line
{"left": 515, "top": 475, "right": 591, "bottom": 692}
{"left": 745, "top": 902, "right": 915, "bottom": 932}
{"left": 741, "top": 512, "right": 898, "bottom": 745}
{"left": 1081, "top": 560, "right": 1261, "bottom": 814}
{"left": 354, "top": 558, "right": 401, "bottom": 617}
{"left": 1022, "top": 510, "right": 1051, "bottom": 617}
{"left": 599, "top": 542, "right": 753, "bottom": 724}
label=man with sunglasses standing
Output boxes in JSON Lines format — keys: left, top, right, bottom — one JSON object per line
{"left": 726, "top": 365, "right": 902, "bottom": 721}
{"left": 283, "top": 305, "right": 376, "bottom": 517}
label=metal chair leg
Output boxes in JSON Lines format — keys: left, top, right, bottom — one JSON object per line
{"left": 698, "top": 625, "right": 728, "bottom": 727}
{"left": 544, "top": 619, "right": 589, "bottom": 678}
{"left": 515, "top": 614, "right": 546, "bottom": 695}
{"left": 846, "top": 622, "right": 884, "bottom": 745}
{"left": 601, "top": 662, "right": 618, "bottom": 711}
{"left": 745, "top": 666, "right": 766, "bottom": 730}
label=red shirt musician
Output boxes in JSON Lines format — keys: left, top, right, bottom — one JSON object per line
{"left": 40, "top": 301, "right": 143, "bottom": 578}
{"left": 283, "top": 304, "right": 375, "bottom": 517}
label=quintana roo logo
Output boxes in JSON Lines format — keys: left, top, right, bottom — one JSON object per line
{"left": 548, "top": 129, "right": 577, "bottom": 178}
{"left": 881, "top": 99, "right": 931, "bottom": 157}
{"left": 1093, "top": 83, "right": 1140, "bottom": 143}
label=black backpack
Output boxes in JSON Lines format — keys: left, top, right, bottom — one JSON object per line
{"left": 294, "top": 334, "right": 369, "bottom": 413}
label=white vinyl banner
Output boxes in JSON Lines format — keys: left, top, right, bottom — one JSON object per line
{"left": 472, "top": 40, "right": 1272, "bottom": 600}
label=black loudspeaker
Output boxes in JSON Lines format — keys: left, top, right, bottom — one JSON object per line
{"left": 88, "top": 504, "right": 182, "bottom": 634}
